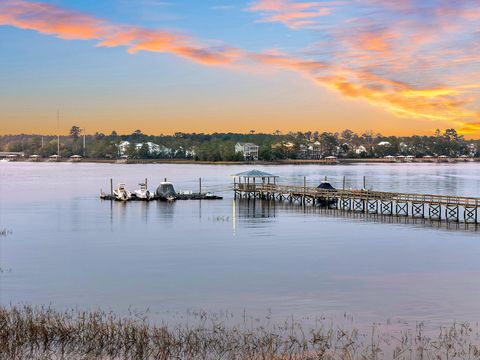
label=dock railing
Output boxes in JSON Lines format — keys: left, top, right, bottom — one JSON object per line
{"left": 234, "top": 183, "right": 480, "bottom": 207}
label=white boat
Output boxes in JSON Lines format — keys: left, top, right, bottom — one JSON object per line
{"left": 113, "top": 183, "right": 132, "bottom": 201}
{"left": 134, "top": 183, "right": 154, "bottom": 200}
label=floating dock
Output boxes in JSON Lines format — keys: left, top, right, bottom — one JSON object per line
{"left": 100, "top": 193, "right": 222, "bottom": 201}
{"left": 100, "top": 177, "right": 222, "bottom": 201}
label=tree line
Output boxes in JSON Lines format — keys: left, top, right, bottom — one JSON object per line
{"left": 0, "top": 128, "right": 478, "bottom": 161}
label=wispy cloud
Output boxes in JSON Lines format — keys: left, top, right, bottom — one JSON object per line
{"left": 248, "top": 0, "right": 480, "bottom": 131}
{"left": 0, "top": 0, "right": 242, "bottom": 65}
{"left": 248, "top": 0, "right": 333, "bottom": 29}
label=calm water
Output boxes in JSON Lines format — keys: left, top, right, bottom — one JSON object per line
{"left": 1, "top": 162, "right": 480, "bottom": 326}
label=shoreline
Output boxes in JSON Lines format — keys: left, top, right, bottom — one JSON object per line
{"left": 2, "top": 158, "right": 479, "bottom": 165}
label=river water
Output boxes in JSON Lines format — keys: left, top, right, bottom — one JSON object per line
{"left": 0, "top": 162, "right": 479, "bottom": 327}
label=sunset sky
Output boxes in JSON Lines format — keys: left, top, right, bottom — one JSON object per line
{"left": 1, "top": 0, "right": 480, "bottom": 136}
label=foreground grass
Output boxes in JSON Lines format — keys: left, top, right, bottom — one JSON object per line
{"left": 1, "top": 306, "right": 480, "bottom": 359}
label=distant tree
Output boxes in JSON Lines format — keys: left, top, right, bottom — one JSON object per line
{"left": 70, "top": 126, "right": 81, "bottom": 140}
{"left": 70, "top": 126, "right": 82, "bottom": 153}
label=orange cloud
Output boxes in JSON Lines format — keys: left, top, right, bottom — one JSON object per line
{"left": 0, "top": 0, "right": 242, "bottom": 66}
{"left": 248, "top": 0, "right": 333, "bottom": 28}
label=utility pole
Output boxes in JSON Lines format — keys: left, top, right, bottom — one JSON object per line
{"left": 57, "top": 110, "right": 60, "bottom": 156}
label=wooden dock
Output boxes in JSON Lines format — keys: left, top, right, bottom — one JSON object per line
{"left": 233, "top": 183, "right": 480, "bottom": 223}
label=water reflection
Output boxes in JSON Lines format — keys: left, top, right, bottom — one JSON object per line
{"left": 1, "top": 163, "right": 480, "bottom": 327}
{"left": 235, "top": 199, "right": 277, "bottom": 219}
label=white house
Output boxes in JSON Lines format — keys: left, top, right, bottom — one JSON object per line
{"left": 118, "top": 141, "right": 172, "bottom": 157}
{"left": 118, "top": 141, "right": 131, "bottom": 155}
{"left": 235, "top": 142, "right": 259, "bottom": 160}
{"left": 355, "top": 145, "right": 367, "bottom": 155}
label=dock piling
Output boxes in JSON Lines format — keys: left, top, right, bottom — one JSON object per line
{"left": 110, "top": 178, "right": 113, "bottom": 196}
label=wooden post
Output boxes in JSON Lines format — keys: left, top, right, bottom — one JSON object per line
{"left": 363, "top": 176, "right": 366, "bottom": 189}
{"left": 343, "top": 176, "right": 346, "bottom": 190}
{"left": 303, "top": 176, "right": 306, "bottom": 205}
{"left": 199, "top": 177, "right": 202, "bottom": 194}
{"left": 145, "top": 178, "right": 148, "bottom": 188}
{"left": 110, "top": 178, "right": 113, "bottom": 196}
{"left": 234, "top": 177, "right": 236, "bottom": 198}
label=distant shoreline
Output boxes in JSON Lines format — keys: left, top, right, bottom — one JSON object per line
{"left": 2, "top": 158, "right": 479, "bottom": 165}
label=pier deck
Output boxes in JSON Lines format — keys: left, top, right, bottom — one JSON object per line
{"left": 234, "top": 183, "right": 480, "bottom": 223}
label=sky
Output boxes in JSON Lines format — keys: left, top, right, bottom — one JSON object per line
{"left": 0, "top": 0, "right": 480, "bottom": 136}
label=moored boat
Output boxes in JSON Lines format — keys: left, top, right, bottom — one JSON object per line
{"left": 316, "top": 181, "right": 337, "bottom": 207}
{"left": 113, "top": 183, "right": 132, "bottom": 201}
{"left": 156, "top": 182, "right": 177, "bottom": 201}
{"left": 134, "top": 183, "right": 154, "bottom": 200}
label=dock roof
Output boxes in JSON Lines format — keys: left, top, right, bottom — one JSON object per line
{"left": 234, "top": 169, "right": 278, "bottom": 178}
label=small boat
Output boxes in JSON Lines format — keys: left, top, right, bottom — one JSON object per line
{"left": 316, "top": 181, "right": 337, "bottom": 207}
{"left": 134, "top": 183, "right": 154, "bottom": 200}
{"left": 156, "top": 182, "right": 177, "bottom": 201}
{"left": 113, "top": 183, "right": 132, "bottom": 201}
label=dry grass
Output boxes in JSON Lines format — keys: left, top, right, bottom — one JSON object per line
{"left": 1, "top": 306, "right": 480, "bottom": 359}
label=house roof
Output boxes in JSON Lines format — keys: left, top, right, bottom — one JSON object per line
{"left": 237, "top": 142, "right": 258, "bottom": 148}
{"left": 234, "top": 169, "right": 278, "bottom": 178}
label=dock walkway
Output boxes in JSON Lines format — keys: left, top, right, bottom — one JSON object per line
{"left": 234, "top": 183, "right": 480, "bottom": 223}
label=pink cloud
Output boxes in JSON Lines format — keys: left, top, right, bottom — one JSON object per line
{"left": 248, "top": 0, "right": 333, "bottom": 28}
{"left": 0, "top": 0, "right": 242, "bottom": 65}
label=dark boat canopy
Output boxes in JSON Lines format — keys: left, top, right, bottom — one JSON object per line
{"left": 156, "top": 182, "right": 177, "bottom": 199}
{"left": 317, "top": 181, "right": 336, "bottom": 190}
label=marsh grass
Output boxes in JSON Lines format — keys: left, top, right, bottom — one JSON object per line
{"left": 1, "top": 306, "right": 480, "bottom": 359}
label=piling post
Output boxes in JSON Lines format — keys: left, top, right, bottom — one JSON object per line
{"left": 363, "top": 176, "right": 366, "bottom": 189}
{"left": 145, "top": 178, "right": 148, "bottom": 188}
{"left": 303, "top": 176, "right": 306, "bottom": 205}
{"left": 343, "top": 176, "right": 346, "bottom": 190}
{"left": 234, "top": 177, "right": 237, "bottom": 199}
{"left": 110, "top": 178, "right": 113, "bottom": 196}
{"left": 199, "top": 177, "right": 202, "bottom": 194}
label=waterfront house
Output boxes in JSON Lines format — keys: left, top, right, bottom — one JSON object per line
{"left": 48, "top": 154, "right": 61, "bottom": 162}
{"left": 118, "top": 141, "right": 172, "bottom": 157}
{"left": 325, "top": 156, "right": 338, "bottom": 164}
{"left": 70, "top": 155, "right": 82, "bottom": 162}
{"left": 235, "top": 142, "right": 259, "bottom": 160}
